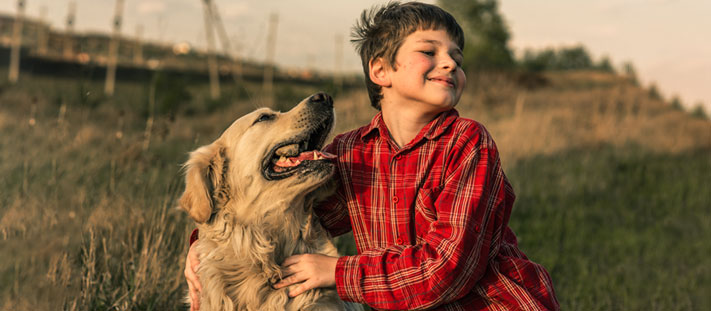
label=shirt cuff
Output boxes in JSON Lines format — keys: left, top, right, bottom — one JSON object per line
{"left": 335, "top": 255, "right": 365, "bottom": 304}
{"left": 189, "top": 228, "right": 199, "bottom": 246}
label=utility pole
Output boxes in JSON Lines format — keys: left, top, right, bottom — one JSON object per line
{"left": 8, "top": 0, "right": 26, "bottom": 84}
{"left": 207, "top": 0, "right": 243, "bottom": 82}
{"left": 38, "top": 6, "right": 48, "bottom": 56}
{"left": 202, "top": 0, "right": 220, "bottom": 100}
{"left": 263, "top": 12, "right": 279, "bottom": 105}
{"left": 63, "top": 1, "right": 76, "bottom": 60}
{"left": 334, "top": 34, "right": 344, "bottom": 91}
{"left": 134, "top": 24, "right": 144, "bottom": 65}
{"left": 105, "top": 0, "right": 125, "bottom": 96}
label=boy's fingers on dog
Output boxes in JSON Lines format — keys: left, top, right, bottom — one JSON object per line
{"left": 281, "top": 254, "right": 303, "bottom": 267}
{"left": 184, "top": 267, "right": 196, "bottom": 290}
{"left": 188, "top": 244, "right": 201, "bottom": 270}
{"left": 188, "top": 278, "right": 199, "bottom": 297}
{"left": 192, "top": 297, "right": 200, "bottom": 311}
{"left": 184, "top": 255, "right": 203, "bottom": 293}
{"left": 288, "top": 280, "right": 316, "bottom": 297}
{"left": 190, "top": 258, "right": 200, "bottom": 272}
{"left": 274, "top": 271, "right": 306, "bottom": 289}
{"left": 193, "top": 273, "right": 203, "bottom": 293}
{"left": 281, "top": 264, "right": 303, "bottom": 278}
{"left": 184, "top": 265, "right": 201, "bottom": 293}
{"left": 187, "top": 281, "right": 200, "bottom": 311}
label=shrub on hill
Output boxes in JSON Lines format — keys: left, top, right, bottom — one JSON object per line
{"left": 520, "top": 45, "right": 616, "bottom": 73}
{"left": 439, "top": 0, "right": 516, "bottom": 71}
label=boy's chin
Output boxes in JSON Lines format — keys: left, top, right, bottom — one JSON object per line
{"left": 415, "top": 103, "right": 456, "bottom": 118}
{"left": 429, "top": 93, "right": 459, "bottom": 109}
{"left": 383, "top": 96, "right": 458, "bottom": 116}
{"left": 427, "top": 99, "right": 458, "bottom": 112}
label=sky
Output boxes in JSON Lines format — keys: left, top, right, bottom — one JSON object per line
{"left": 1, "top": 0, "right": 709, "bottom": 110}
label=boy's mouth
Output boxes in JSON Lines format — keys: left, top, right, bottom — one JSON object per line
{"left": 428, "top": 76, "right": 455, "bottom": 88}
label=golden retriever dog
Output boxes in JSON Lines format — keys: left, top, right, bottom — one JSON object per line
{"left": 179, "top": 93, "right": 361, "bottom": 311}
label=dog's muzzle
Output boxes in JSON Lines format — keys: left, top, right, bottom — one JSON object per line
{"left": 261, "top": 93, "right": 336, "bottom": 181}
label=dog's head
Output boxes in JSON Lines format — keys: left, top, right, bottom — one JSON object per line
{"left": 179, "top": 92, "right": 336, "bottom": 224}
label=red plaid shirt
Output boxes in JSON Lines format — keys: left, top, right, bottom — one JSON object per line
{"left": 316, "top": 109, "right": 559, "bottom": 310}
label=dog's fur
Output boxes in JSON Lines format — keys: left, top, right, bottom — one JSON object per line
{"left": 179, "top": 93, "right": 361, "bottom": 311}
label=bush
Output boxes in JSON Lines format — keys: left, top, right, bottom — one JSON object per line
{"left": 690, "top": 103, "right": 708, "bottom": 120}
{"left": 439, "top": 0, "right": 516, "bottom": 71}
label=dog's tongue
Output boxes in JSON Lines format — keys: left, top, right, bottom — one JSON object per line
{"left": 275, "top": 150, "right": 336, "bottom": 168}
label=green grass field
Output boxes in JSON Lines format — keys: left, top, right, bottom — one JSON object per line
{"left": 507, "top": 146, "right": 710, "bottom": 310}
{"left": 1, "top": 69, "right": 709, "bottom": 310}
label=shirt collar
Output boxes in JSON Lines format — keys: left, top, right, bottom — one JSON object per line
{"left": 360, "top": 109, "right": 460, "bottom": 143}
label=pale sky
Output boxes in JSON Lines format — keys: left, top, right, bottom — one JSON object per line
{"left": 1, "top": 0, "right": 709, "bottom": 110}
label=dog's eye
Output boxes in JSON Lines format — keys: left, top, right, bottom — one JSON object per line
{"left": 254, "top": 113, "right": 275, "bottom": 124}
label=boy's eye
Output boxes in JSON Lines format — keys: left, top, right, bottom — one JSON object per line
{"left": 420, "top": 50, "right": 435, "bottom": 56}
{"left": 452, "top": 54, "right": 464, "bottom": 67}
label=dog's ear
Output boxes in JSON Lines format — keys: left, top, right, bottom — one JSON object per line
{"left": 179, "top": 143, "right": 227, "bottom": 223}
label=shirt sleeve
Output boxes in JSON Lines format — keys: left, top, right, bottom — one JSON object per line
{"left": 314, "top": 138, "right": 353, "bottom": 237}
{"left": 335, "top": 130, "right": 513, "bottom": 310}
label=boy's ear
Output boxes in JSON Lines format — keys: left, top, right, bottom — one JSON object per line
{"left": 369, "top": 57, "right": 392, "bottom": 87}
{"left": 179, "top": 143, "right": 227, "bottom": 223}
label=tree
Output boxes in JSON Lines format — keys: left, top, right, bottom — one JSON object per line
{"left": 555, "top": 45, "right": 592, "bottom": 70}
{"left": 622, "top": 61, "right": 638, "bottom": 85}
{"left": 521, "top": 48, "right": 555, "bottom": 72}
{"left": 596, "top": 56, "right": 615, "bottom": 73}
{"left": 438, "top": 0, "right": 515, "bottom": 71}
{"left": 691, "top": 103, "right": 708, "bottom": 120}
{"left": 520, "top": 46, "right": 600, "bottom": 72}
{"left": 669, "top": 96, "right": 683, "bottom": 111}
{"left": 647, "top": 83, "right": 663, "bottom": 101}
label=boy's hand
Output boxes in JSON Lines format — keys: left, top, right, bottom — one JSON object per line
{"left": 273, "top": 254, "right": 338, "bottom": 297}
{"left": 185, "top": 243, "right": 202, "bottom": 311}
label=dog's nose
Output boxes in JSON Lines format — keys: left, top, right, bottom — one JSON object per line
{"left": 309, "top": 92, "right": 333, "bottom": 108}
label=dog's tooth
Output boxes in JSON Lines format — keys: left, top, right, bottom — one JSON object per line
{"left": 294, "top": 160, "right": 301, "bottom": 165}
{"left": 279, "top": 156, "right": 287, "bottom": 163}
{"left": 313, "top": 151, "right": 318, "bottom": 160}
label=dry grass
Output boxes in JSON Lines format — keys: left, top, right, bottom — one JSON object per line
{"left": 455, "top": 72, "right": 710, "bottom": 164}
{"left": 330, "top": 71, "right": 710, "bottom": 165}
{"left": 0, "top": 70, "right": 709, "bottom": 310}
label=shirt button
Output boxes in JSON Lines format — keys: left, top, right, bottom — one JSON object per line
{"left": 392, "top": 196, "right": 399, "bottom": 203}
{"left": 475, "top": 224, "right": 481, "bottom": 233}
{"left": 396, "top": 237, "right": 403, "bottom": 245}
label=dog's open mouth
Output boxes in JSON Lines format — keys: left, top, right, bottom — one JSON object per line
{"left": 261, "top": 116, "right": 335, "bottom": 181}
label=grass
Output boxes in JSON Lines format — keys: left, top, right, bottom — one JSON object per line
{"left": 507, "top": 146, "right": 710, "bottom": 310}
{"left": 0, "top": 68, "right": 709, "bottom": 310}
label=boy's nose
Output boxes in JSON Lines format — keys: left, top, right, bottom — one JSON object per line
{"left": 439, "top": 55, "right": 457, "bottom": 71}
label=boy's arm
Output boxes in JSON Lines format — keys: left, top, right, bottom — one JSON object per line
{"left": 313, "top": 139, "right": 352, "bottom": 237}
{"left": 336, "top": 132, "right": 512, "bottom": 310}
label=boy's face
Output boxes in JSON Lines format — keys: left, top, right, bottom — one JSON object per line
{"left": 375, "top": 29, "right": 466, "bottom": 115}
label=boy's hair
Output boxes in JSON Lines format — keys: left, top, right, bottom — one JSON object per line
{"left": 351, "top": 1, "right": 464, "bottom": 109}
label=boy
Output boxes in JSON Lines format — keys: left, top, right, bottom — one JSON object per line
{"left": 186, "top": 2, "right": 559, "bottom": 310}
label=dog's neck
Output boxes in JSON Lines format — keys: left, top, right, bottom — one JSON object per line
{"left": 203, "top": 193, "right": 319, "bottom": 262}
{"left": 194, "top": 187, "right": 342, "bottom": 311}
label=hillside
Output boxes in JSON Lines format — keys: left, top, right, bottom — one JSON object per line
{"left": 0, "top": 69, "right": 709, "bottom": 310}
